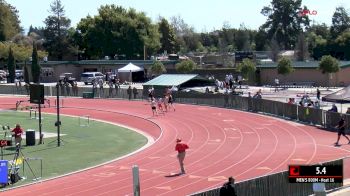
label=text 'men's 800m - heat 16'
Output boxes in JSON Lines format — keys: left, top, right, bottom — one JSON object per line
{"left": 288, "top": 165, "right": 343, "bottom": 183}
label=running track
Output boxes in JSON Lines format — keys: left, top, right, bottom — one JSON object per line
{"left": 1, "top": 96, "right": 350, "bottom": 196}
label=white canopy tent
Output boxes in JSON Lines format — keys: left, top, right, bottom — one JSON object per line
{"left": 118, "top": 63, "right": 144, "bottom": 73}
{"left": 117, "top": 63, "right": 144, "bottom": 82}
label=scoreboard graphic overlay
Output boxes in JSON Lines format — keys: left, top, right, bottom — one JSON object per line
{"left": 288, "top": 165, "right": 343, "bottom": 183}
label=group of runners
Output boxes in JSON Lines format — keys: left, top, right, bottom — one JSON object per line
{"left": 149, "top": 87, "right": 175, "bottom": 116}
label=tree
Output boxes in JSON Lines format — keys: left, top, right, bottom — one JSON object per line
{"left": 170, "top": 15, "right": 201, "bottom": 53}
{"left": 23, "top": 61, "right": 30, "bottom": 84}
{"left": 158, "top": 18, "right": 178, "bottom": 54}
{"left": 7, "top": 47, "right": 15, "bottom": 83}
{"left": 236, "top": 58, "right": 256, "bottom": 81}
{"left": 175, "top": 60, "right": 197, "bottom": 73}
{"left": 335, "top": 31, "right": 350, "bottom": 60}
{"left": 307, "top": 23, "right": 330, "bottom": 39}
{"left": 294, "top": 33, "right": 309, "bottom": 61}
{"left": 319, "top": 55, "right": 340, "bottom": 86}
{"left": 330, "top": 7, "right": 350, "bottom": 39}
{"left": 255, "top": 29, "right": 268, "bottom": 51}
{"left": 76, "top": 5, "right": 160, "bottom": 59}
{"left": 260, "top": 0, "right": 310, "bottom": 49}
{"left": 31, "top": 42, "right": 41, "bottom": 83}
{"left": 43, "top": 0, "right": 73, "bottom": 60}
{"left": 150, "top": 61, "right": 166, "bottom": 75}
{"left": 319, "top": 55, "right": 339, "bottom": 74}
{"left": 277, "top": 57, "right": 294, "bottom": 76}
{"left": 269, "top": 37, "right": 280, "bottom": 62}
{"left": 0, "top": 1, "right": 22, "bottom": 41}
{"left": 235, "top": 24, "right": 251, "bottom": 51}
{"left": 306, "top": 23, "right": 330, "bottom": 59}
{"left": 0, "top": 41, "right": 48, "bottom": 62}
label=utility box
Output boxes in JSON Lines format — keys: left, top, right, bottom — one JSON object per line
{"left": 26, "top": 129, "right": 36, "bottom": 146}
{"left": 82, "top": 92, "right": 94, "bottom": 99}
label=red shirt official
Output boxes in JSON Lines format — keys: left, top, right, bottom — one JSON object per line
{"left": 175, "top": 142, "right": 189, "bottom": 153}
{"left": 12, "top": 127, "right": 23, "bottom": 138}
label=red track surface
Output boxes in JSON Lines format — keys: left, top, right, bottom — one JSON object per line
{"left": 1, "top": 96, "right": 350, "bottom": 196}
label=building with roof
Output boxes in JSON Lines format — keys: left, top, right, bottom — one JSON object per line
{"left": 20, "top": 60, "right": 178, "bottom": 83}
{"left": 257, "top": 61, "right": 350, "bottom": 86}
{"left": 143, "top": 74, "right": 214, "bottom": 97}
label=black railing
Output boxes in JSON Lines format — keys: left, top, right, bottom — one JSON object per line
{"left": 190, "top": 159, "right": 343, "bottom": 196}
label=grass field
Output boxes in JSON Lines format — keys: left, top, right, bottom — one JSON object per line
{"left": 0, "top": 110, "right": 147, "bottom": 186}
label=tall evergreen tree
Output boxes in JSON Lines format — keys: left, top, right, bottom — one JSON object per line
{"left": 43, "top": 0, "right": 72, "bottom": 60}
{"left": 158, "top": 18, "right": 178, "bottom": 54}
{"left": 294, "top": 33, "right": 309, "bottom": 61}
{"left": 235, "top": 24, "right": 251, "bottom": 51}
{"left": 330, "top": 6, "right": 350, "bottom": 39}
{"left": 260, "top": 0, "right": 310, "bottom": 50}
{"left": 7, "top": 47, "right": 15, "bottom": 83}
{"left": 23, "top": 61, "right": 30, "bottom": 84}
{"left": 31, "top": 42, "right": 41, "bottom": 83}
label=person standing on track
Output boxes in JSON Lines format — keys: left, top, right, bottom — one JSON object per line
{"left": 334, "top": 115, "right": 350, "bottom": 146}
{"left": 175, "top": 138, "right": 189, "bottom": 174}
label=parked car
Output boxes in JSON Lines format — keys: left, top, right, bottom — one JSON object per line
{"left": 15, "top": 70, "right": 23, "bottom": 79}
{"left": 80, "top": 72, "right": 104, "bottom": 85}
{"left": 59, "top": 73, "right": 76, "bottom": 84}
{"left": 0, "top": 70, "right": 7, "bottom": 81}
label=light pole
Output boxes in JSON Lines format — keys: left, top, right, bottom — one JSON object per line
{"left": 55, "top": 82, "right": 62, "bottom": 147}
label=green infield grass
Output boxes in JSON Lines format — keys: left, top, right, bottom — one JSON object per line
{"left": 0, "top": 110, "right": 147, "bottom": 187}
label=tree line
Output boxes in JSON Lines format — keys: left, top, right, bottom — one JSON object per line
{"left": 1, "top": 0, "right": 350, "bottom": 62}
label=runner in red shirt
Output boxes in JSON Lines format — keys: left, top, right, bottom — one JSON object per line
{"left": 175, "top": 138, "right": 189, "bottom": 174}
{"left": 11, "top": 124, "right": 23, "bottom": 146}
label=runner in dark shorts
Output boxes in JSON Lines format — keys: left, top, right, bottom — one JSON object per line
{"left": 151, "top": 98, "right": 157, "bottom": 116}
{"left": 335, "top": 116, "right": 350, "bottom": 146}
{"left": 168, "top": 94, "right": 175, "bottom": 111}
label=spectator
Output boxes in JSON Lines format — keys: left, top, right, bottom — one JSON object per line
{"left": 328, "top": 104, "right": 338, "bottom": 113}
{"left": 274, "top": 78, "right": 279, "bottom": 92}
{"left": 133, "top": 87, "right": 138, "bottom": 99}
{"left": 220, "top": 176, "right": 237, "bottom": 196}
{"left": 98, "top": 78, "right": 104, "bottom": 97}
{"left": 313, "top": 182, "right": 326, "bottom": 196}
{"left": 316, "top": 88, "right": 321, "bottom": 100}
{"left": 115, "top": 80, "right": 120, "bottom": 96}
{"left": 288, "top": 98, "right": 294, "bottom": 104}
{"left": 127, "top": 86, "right": 132, "bottom": 100}
{"left": 60, "top": 80, "right": 65, "bottom": 96}
{"left": 346, "top": 107, "right": 350, "bottom": 114}
{"left": 108, "top": 81, "right": 114, "bottom": 98}
{"left": 314, "top": 101, "right": 320, "bottom": 109}
{"left": 65, "top": 82, "right": 71, "bottom": 96}
{"left": 73, "top": 81, "right": 78, "bottom": 96}
{"left": 237, "top": 75, "right": 242, "bottom": 88}
{"left": 253, "top": 89, "right": 262, "bottom": 99}
{"left": 92, "top": 79, "right": 98, "bottom": 97}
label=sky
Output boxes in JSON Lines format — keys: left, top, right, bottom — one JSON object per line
{"left": 5, "top": 0, "right": 350, "bottom": 33}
